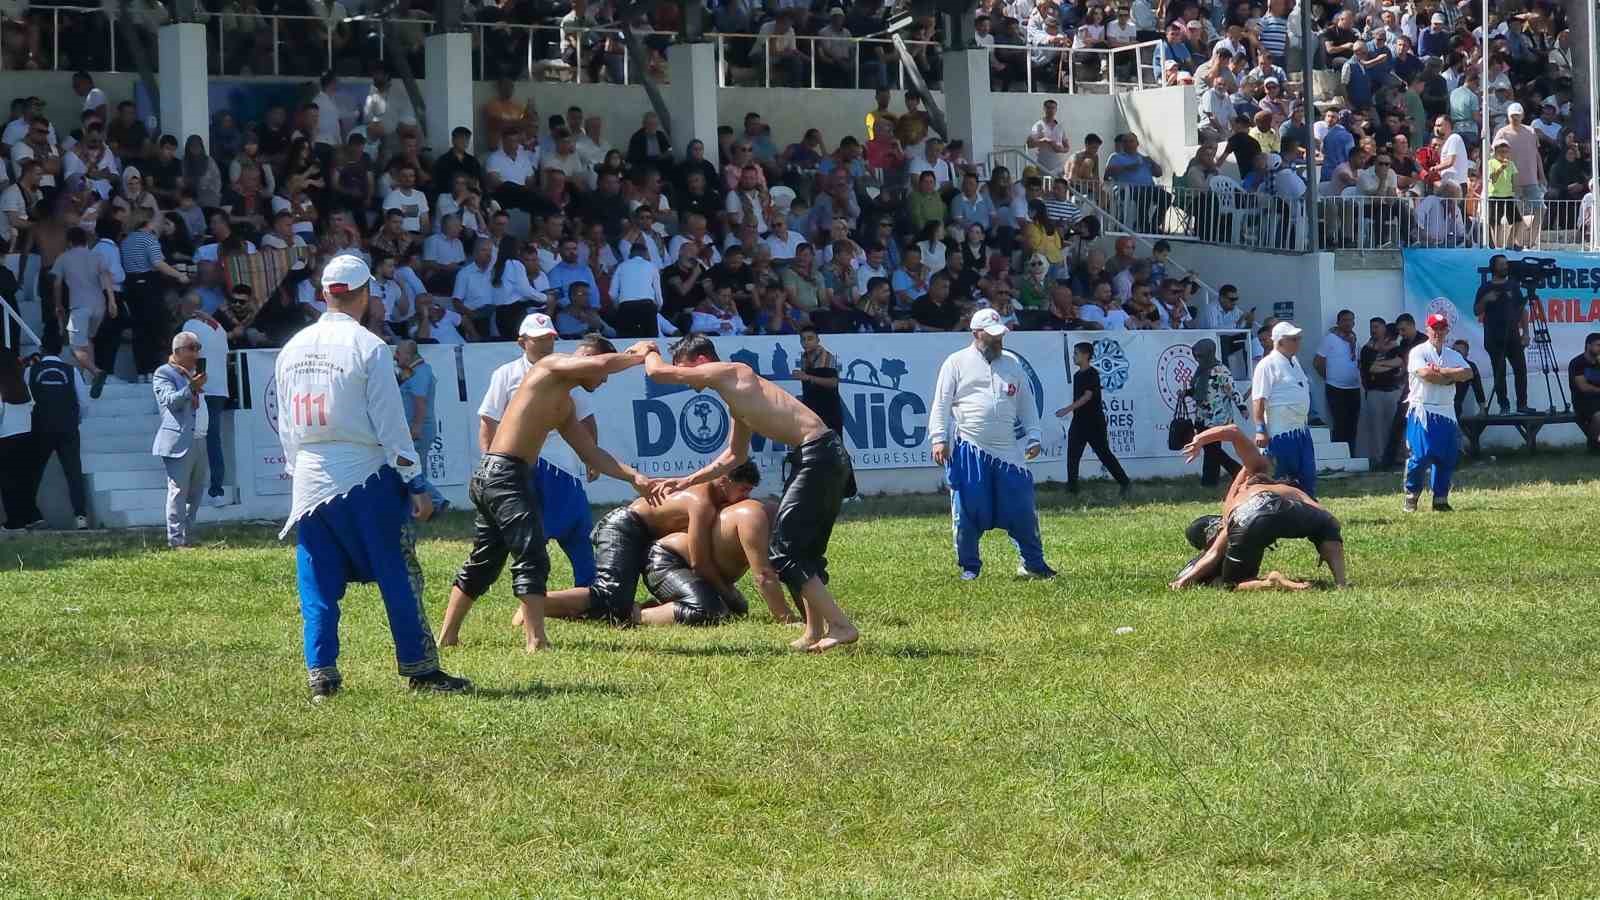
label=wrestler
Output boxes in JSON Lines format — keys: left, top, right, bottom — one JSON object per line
{"left": 438, "top": 339, "right": 664, "bottom": 652}
{"left": 1170, "top": 424, "right": 1348, "bottom": 591}
{"left": 527, "top": 461, "right": 762, "bottom": 625}
{"left": 639, "top": 500, "right": 797, "bottom": 626}
{"left": 645, "top": 334, "right": 860, "bottom": 652}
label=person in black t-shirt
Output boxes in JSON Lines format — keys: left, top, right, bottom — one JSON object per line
{"left": 1570, "top": 332, "right": 1600, "bottom": 450}
{"left": 707, "top": 245, "right": 757, "bottom": 322}
{"left": 145, "top": 135, "right": 184, "bottom": 208}
{"left": 1056, "top": 341, "right": 1131, "bottom": 496}
{"left": 911, "top": 272, "right": 963, "bottom": 332}
{"left": 1216, "top": 114, "right": 1261, "bottom": 178}
{"left": 1473, "top": 255, "right": 1532, "bottom": 413}
{"left": 1451, "top": 338, "right": 1487, "bottom": 419}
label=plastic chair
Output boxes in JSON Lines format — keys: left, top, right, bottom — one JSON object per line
{"left": 1207, "top": 175, "right": 1258, "bottom": 245}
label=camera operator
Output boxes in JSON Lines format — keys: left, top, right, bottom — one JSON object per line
{"left": 1473, "top": 254, "right": 1533, "bottom": 414}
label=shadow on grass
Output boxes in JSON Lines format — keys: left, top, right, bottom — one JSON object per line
{"left": 470, "top": 681, "right": 632, "bottom": 701}
{"left": 575, "top": 638, "right": 979, "bottom": 660}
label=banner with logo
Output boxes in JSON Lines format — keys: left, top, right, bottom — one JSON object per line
{"left": 246, "top": 345, "right": 472, "bottom": 499}
{"left": 462, "top": 333, "right": 1073, "bottom": 502}
{"left": 1402, "top": 249, "right": 1596, "bottom": 409}
{"left": 1069, "top": 330, "right": 1249, "bottom": 459}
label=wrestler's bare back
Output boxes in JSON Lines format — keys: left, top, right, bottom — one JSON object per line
{"left": 714, "top": 364, "right": 829, "bottom": 446}
{"left": 656, "top": 500, "right": 770, "bottom": 583}
{"left": 626, "top": 485, "right": 718, "bottom": 538}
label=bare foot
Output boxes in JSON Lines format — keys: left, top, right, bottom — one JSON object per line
{"left": 525, "top": 638, "right": 553, "bottom": 652}
{"left": 789, "top": 633, "right": 820, "bottom": 651}
{"left": 511, "top": 607, "right": 525, "bottom": 628}
{"left": 807, "top": 623, "right": 860, "bottom": 653}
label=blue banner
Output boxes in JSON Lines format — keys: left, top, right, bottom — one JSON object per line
{"left": 1402, "top": 249, "right": 1596, "bottom": 411}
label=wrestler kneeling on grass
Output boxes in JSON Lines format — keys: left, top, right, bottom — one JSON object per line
{"left": 519, "top": 461, "right": 766, "bottom": 626}
{"left": 527, "top": 497, "right": 799, "bottom": 627}
{"left": 1170, "top": 424, "right": 1348, "bottom": 591}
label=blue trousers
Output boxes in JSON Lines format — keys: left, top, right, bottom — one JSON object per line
{"left": 537, "top": 459, "right": 596, "bottom": 587}
{"left": 1268, "top": 427, "right": 1317, "bottom": 498}
{"left": 946, "top": 440, "right": 1048, "bottom": 575}
{"left": 294, "top": 467, "right": 440, "bottom": 683}
{"left": 205, "top": 395, "right": 226, "bottom": 496}
{"left": 1404, "top": 410, "right": 1459, "bottom": 500}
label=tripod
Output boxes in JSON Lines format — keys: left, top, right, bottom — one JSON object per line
{"left": 1524, "top": 288, "right": 1570, "bottom": 415}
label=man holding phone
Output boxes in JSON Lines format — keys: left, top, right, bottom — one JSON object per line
{"left": 180, "top": 293, "right": 232, "bottom": 506}
{"left": 152, "top": 332, "right": 210, "bottom": 549}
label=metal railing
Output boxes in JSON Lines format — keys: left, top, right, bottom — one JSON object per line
{"left": 1139, "top": 183, "right": 1593, "bottom": 254}
{"left": 989, "top": 146, "right": 1222, "bottom": 299}
{"left": 1, "top": 288, "right": 41, "bottom": 356}
{"left": 1, "top": 7, "right": 1167, "bottom": 95}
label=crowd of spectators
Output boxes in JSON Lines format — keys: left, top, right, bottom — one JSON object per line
{"left": 2, "top": 66, "right": 1263, "bottom": 374}
{"left": 1143, "top": 0, "right": 1594, "bottom": 250}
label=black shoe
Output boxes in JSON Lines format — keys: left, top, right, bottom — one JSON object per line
{"left": 1403, "top": 494, "right": 1419, "bottom": 513}
{"left": 409, "top": 670, "right": 473, "bottom": 693}
{"left": 309, "top": 679, "right": 342, "bottom": 702}
{"left": 1433, "top": 500, "right": 1454, "bottom": 513}
{"left": 1016, "top": 564, "right": 1058, "bottom": 579}
{"left": 1497, "top": 401, "right": 1511, "bottom": 415}
{"left": 1118, "top": 483, "right": 1132, "bottom": 499}
{"left": 89, "top": 372, "right": 107, "bottom": 399}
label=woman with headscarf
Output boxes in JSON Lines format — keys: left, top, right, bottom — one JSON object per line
{"left": 181, "top": 135, "right": 223, "bottom": 208}
{"left": 1186, "top": 338, "right": 1244, "bottom": 487}
{"left": 113, "top": 167, "right": 161, "bottom": 219}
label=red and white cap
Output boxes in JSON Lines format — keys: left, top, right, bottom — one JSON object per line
{"left": 519, "top": 312, "right": 557, "bottom": 338}
{"left": 1426, "top": 312, "right": 1450, "bottom": 330}
{"left": 320, "top": 254, "right": 373, "bottom": 296}
{"left": 970, "top": 308, "right": 1009, "bottom": 336}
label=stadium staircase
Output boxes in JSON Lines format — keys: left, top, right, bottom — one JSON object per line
{"left": 76, "top": 379, "right": 255, "bottom": 529}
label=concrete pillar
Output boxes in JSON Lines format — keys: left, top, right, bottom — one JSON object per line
{"left": 157, "top": 24, "right": 209, "bottom": 148}
{"left": 942, "top": 50, "right": 993, "bottom": 171}
{"left": 666, "top": 42, "right": 719, "bottom": 158}
{"left": 424, "top": 32, "right": 474, "bottom": 152}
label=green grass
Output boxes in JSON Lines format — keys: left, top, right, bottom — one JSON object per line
{"left": 2, "top": 451, "right": 1599, "bottom": 897}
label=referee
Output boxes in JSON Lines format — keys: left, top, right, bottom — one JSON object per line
{"left": 276, "top": 255, "right": 470, "bottom": 700}
{"left": 119, "top": 208, "right": 189, "bottom": 383}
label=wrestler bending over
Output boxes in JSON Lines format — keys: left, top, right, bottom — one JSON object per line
{"left": 438, "top": 340, "right": 664, "bottom": 652}
{"left": 527, "top": 498, "right": 798, "bottom": 627}
{"left": 520, "top": 461, "right": 762, "bottom": 626}
{"left": 1171, "top": 424, "right": 1348, "bottom": 591}
{"left": 646, "top": 335, "right": 860, "bottom": 652}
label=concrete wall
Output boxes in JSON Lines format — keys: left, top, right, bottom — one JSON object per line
{"left": 7, "top": 70, "right": 1193, "bottom": 174}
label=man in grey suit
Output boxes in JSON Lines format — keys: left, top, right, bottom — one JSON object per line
{"left": 153, "top": 332, "right": 210, "bottom": 549}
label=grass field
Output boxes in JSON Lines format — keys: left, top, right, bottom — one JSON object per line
{"left": 3, "top": 451, "right": 1599, "bottom": 897}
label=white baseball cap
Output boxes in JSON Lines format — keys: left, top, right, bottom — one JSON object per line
{"left": 1506, "top": 101, "right": 1525, "bottom": 118}
{"left": 320, "top": 254, "right": 373, "bottom": 296}
{"left": 1271, "top": 321, "right": 1304, "bottom": 342}
{"left": 519, "top": 312, "right": 557, "bottom": 338}
{"left": 970, "top": 307, "right": 1010, "bottom": 336}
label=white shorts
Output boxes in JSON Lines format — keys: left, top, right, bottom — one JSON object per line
{"left": 66, "top": 305, "right": 102, "bottom": 350}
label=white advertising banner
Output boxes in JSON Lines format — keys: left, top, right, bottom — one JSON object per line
{"left": 245, "top": 345, "right": 472, "bottom": 499}
{"left": 462, "top": 332, "right": 1074, "bottom": 503}
{"left": 1068, "top": 330, "right": 1248, "bottom": 460}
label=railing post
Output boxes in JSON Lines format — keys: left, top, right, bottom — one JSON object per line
{"left": 621, "top": 30, "right": 629, "bottom": 84}
{"left": 896, "top": 49, "right": 902, "bottom": 90}
{"left": 273, "top": 16, "right": 279, "bottom": 75}
{"left": 326, "top": 16, "right": 334, "bottom": 71}
{"left": 809, "top": 37, "right": 816, "bottom": 89}
{"left": 110, "top": 10, "right": 117, "bottom": 73}
{"left": 53, "top": 8, "right": 59, "bottom": 71}
{"left": 1066, "top": 48, "right": 1074, "bottom": 93}
{"left": 1025, "top": 46, "right": 1032, "bottom": 92}
{"left": 764, "top": 35, "right": 770, "bottom": 87}
{"left": 215, "top": 14, "right": 222, "bottom": 74}
{"left": 378, "top": 23, "right": 385, "bottom": 63}
{"left": 716, "top": 33, "right": 726, "bottom": 87}
{"left": 1108, "top": 49, "right": 1116, "bottom": 92}
{"left": 573, "top": 27, "right": 581, "bottom": 83}
{"left": 854, "top": 40, "right": 860, "bottom": 89}
{"left": 1136, "top": 45, "right": 1145, "bottom": 89}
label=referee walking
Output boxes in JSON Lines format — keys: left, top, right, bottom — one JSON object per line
{"left": 119, "top": 209, "right": 189, "bottom": 383}
{"left": 276, "top": 255, "right": 470, "bottom": 700}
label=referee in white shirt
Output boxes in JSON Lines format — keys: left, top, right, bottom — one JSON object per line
{"left": 1250, "top": 320, "right": 1317, "bottom": 497}
{"left": 928, "top": 308, "right": 1056, "bottom": 581}
{"left": 275, "top": 254, "right": 469, "bottom": 699}
{"left": 1403, "top": 313, "right": 1474, "bottom": 512}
